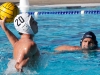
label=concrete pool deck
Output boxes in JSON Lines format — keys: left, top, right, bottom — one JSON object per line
{"left": 0, "top": 0, "right": 100, "bottom": 7}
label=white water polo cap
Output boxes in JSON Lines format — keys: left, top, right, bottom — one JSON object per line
{"left": 14, "top": 13, "right": 38, "bottom": 35}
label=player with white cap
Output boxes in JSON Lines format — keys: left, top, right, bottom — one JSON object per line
{"left": 0, "top": 13, "right": 40, "bottom": 72}
{"left": 14, "top": 13, "right": 38, "bottom": 35}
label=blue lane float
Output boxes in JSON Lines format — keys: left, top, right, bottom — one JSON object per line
{"left": 85, "top": 10, "right": 100, "bottom": 14}
{"left": 26, "top": 10, "right": 100, "bottom": 15}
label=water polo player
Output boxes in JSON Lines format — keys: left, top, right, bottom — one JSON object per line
{"left": 80, "top": 31, "right": 98, "bottom": 50}
{"left": 55, "top": 31, "right": 98, "bottom": 51}
{"left": 0, "top": 13, "right": 40, "bottom": 72}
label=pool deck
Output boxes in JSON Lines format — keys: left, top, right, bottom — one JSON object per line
{"left": 0, "top": 0, "right": 100, "bottom": 7}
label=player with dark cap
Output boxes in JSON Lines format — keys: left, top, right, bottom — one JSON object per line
{"left": 55, "top": 31, "right": 98, "bottom": 51}
{"left": 80, "top": 31, "right": 98, "bottom": 50}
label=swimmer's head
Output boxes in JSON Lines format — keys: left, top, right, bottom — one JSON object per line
{"left": 80, "top": 31, "right": 98, "bottom": 50}
{"left": 14, "top": 13, "right": 38, "bottom": 35}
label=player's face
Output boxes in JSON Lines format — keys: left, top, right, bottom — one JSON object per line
{"left": 81, "top": 38, "right": 95, "bottom": 50}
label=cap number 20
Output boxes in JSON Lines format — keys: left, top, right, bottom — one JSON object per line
{"left": 15, "top": 16, "right": 24, "bottom": 26}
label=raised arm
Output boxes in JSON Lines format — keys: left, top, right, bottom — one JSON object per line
{"left": 0, "top": 17, "right": 18, "bottom": 47}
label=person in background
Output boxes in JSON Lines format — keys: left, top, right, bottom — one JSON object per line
{"left": 0, "top": 13, "right": 40, "bottom": 72}
{"left": 55, "top": 31, "right": 98, "bottom": 52}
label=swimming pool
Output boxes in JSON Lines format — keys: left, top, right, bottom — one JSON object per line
{"left": 1, "top": 6, "right": 100, "bottom": 75}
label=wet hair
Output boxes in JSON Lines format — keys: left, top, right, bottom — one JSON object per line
{"left": 18, "top": 32, "right": 34, "bottom": 37}
{"left": 80, "top": 31, "right": 98, "bottom": 49}
{"left": 19, "top": 32, "right": 23, "bottom": 35}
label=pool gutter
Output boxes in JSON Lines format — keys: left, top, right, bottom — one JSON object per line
{"left": 31, "top": 3, "right": 100, "bottom": 8}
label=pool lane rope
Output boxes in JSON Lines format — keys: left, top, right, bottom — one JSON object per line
{"left": 26, "top": 10, "right": 100, "bottom": 15}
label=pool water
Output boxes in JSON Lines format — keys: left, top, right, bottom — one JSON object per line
{"left": 1, "top": 6, "right": 100, "bottom": 75}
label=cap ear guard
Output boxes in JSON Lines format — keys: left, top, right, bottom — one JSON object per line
{"left": 28, "top": 16, "right": 38, "bottom": 34}
{"left": 14, "top": 13, "right": 38, "bottom": 35}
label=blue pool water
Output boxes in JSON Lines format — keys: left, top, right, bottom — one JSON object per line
{"left": 1, "top": 6, "right": 100, "bottom": 75}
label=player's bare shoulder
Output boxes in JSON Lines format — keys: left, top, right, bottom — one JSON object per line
{"left": 23, "top": 39, "right": 38, "bottom": 56}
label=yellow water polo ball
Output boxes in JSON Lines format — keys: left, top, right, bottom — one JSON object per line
{"left": 0, "top": 2, "right": 19, "bottom": 23}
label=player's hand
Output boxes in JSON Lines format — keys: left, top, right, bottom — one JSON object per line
{"left": 0, "top": 17, "right": 7, "bottom": 30}
{"left": 15, "top": 62, "right": 23, "bottom": 72}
